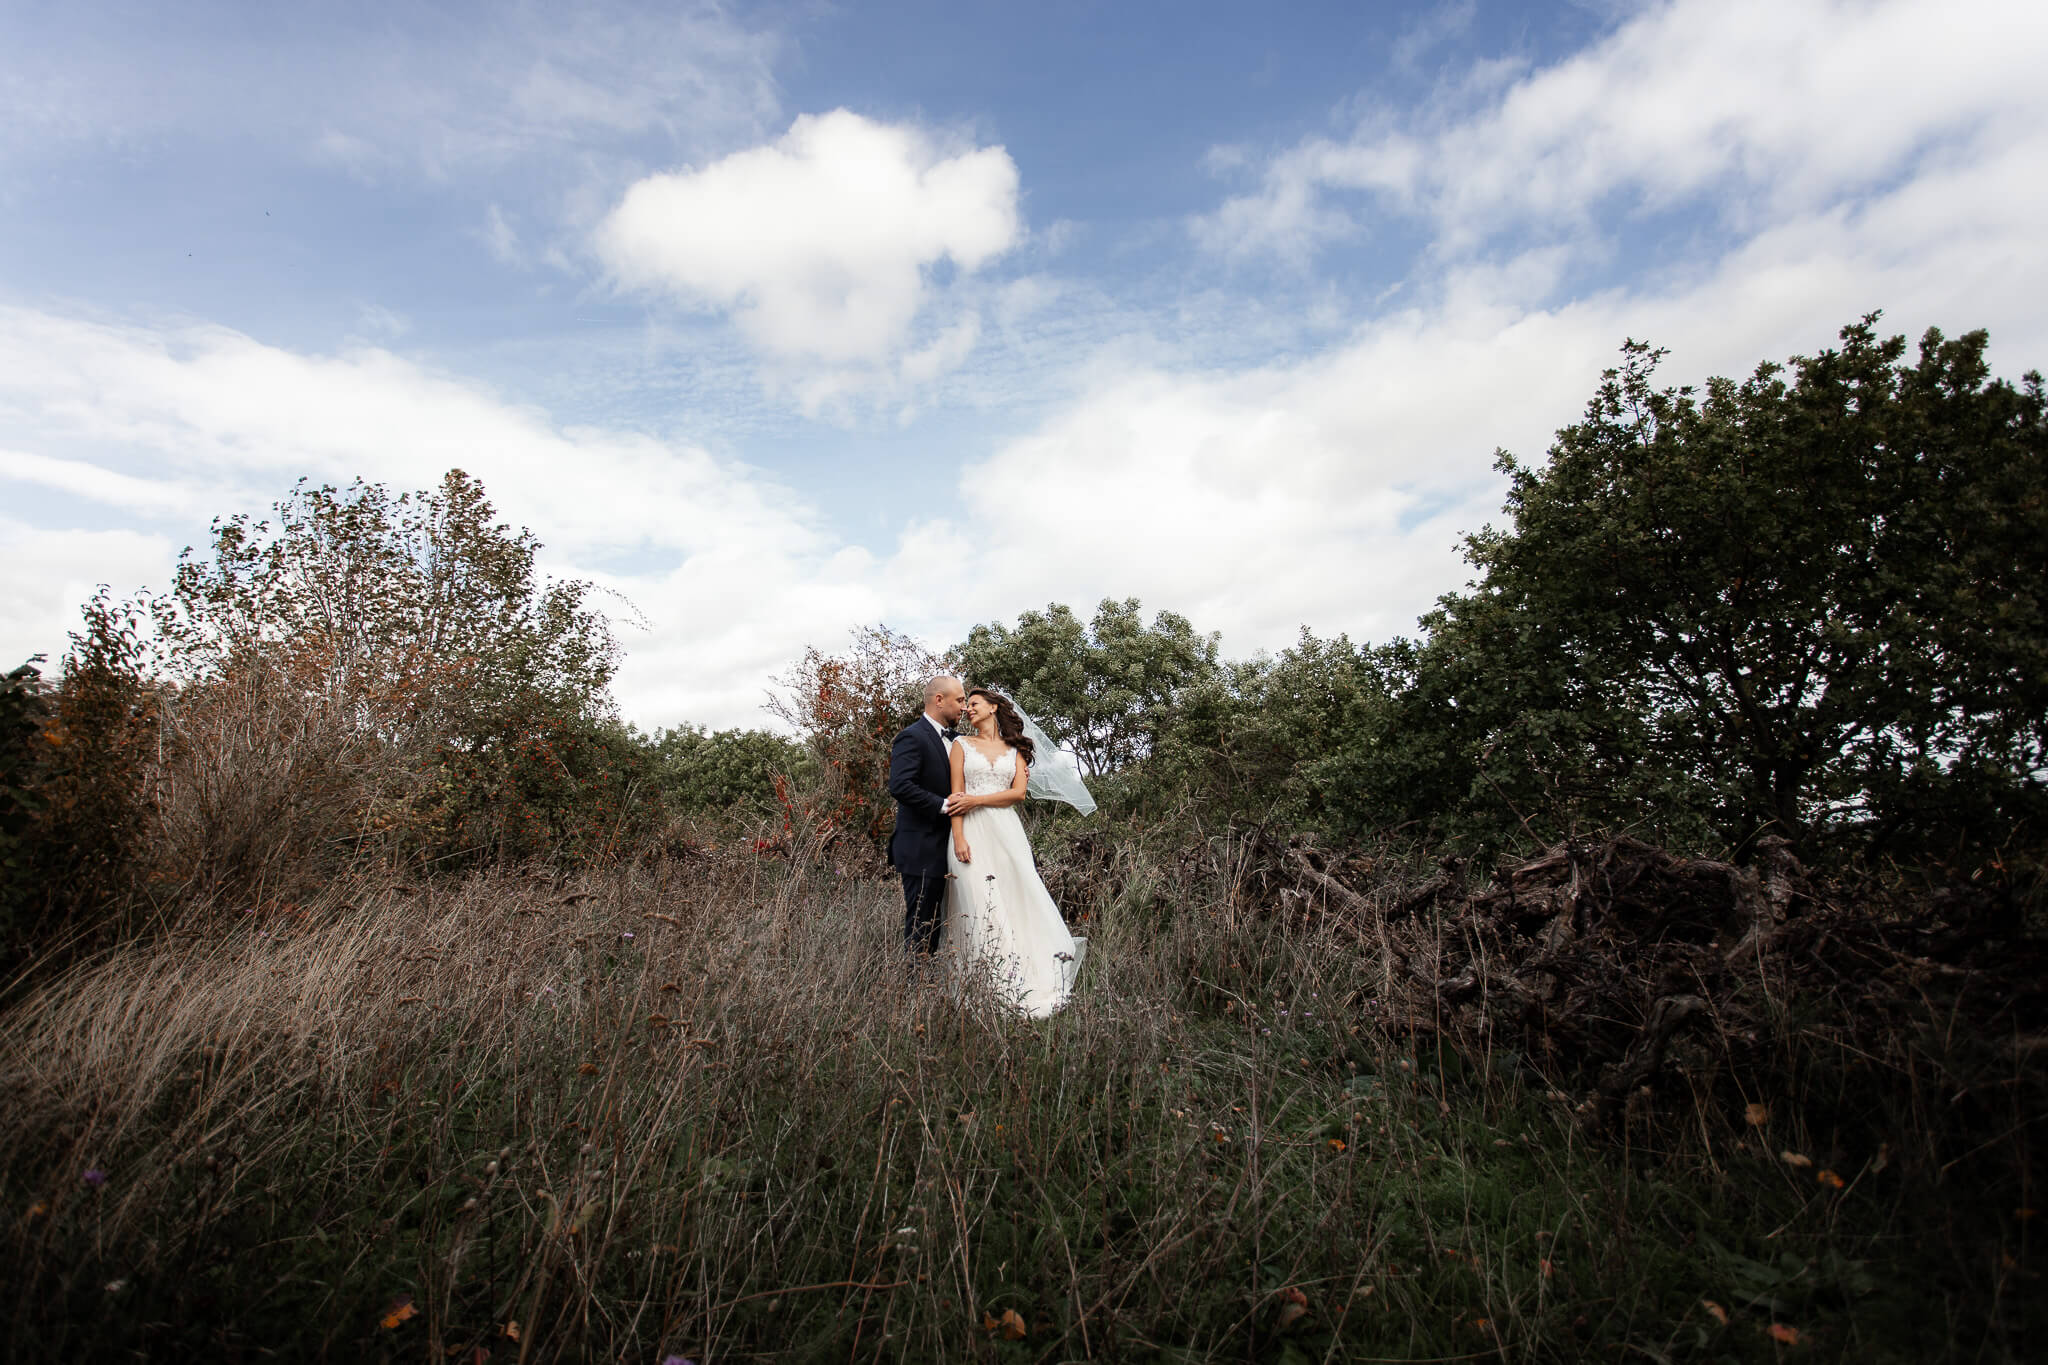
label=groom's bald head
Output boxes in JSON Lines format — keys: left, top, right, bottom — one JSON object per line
{"left": 923, "top": 674, "right": 965, "bottom": 725}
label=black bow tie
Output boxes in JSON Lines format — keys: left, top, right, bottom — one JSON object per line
{"left": 942, "top": 728, "right": 961, "bottom": 739}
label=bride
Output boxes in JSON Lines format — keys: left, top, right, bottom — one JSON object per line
{"left": 942, "top": 688, "right": 1086, "bottom": 1017}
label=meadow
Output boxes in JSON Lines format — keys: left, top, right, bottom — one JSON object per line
{"left": 2, "top": 828, "right": 2026, "bottom": 1363}
{"left": 4, "top": 321, "right": 2040, "bottom": 1360}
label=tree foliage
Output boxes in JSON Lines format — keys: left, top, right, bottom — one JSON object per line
{"left": 955, "top": 598, "right": 1220, "bottom": 775}
{"left": 1393, "top": 317, "right": 2048, "bottom": 859}
{"left": 0, "top": 594, "right": 159, "bottom": 961}
{"left": 767, "top": 626, "right": 953, "bottom": 851}
{"left": 152, "top": 469, "right": 619, "bottom": 737}
{"left": 138, "top": 470, "right": 632, "bottom": 873}
{"left": 648, "top": 725, "right": 814, "bottom": 821}
{"left": 1151, "top": 631, "right": 1398, "bottom": 830}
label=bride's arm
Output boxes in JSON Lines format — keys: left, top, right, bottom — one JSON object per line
{"left": 972, "top": 755, "right": 1030, "bottom": 809}
{"left": 949, "top": 742, "right": 971, "bottom": 862}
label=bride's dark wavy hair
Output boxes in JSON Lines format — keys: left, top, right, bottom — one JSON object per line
{"left": 967, "top": 688, "right": 1035, "bottom": 766}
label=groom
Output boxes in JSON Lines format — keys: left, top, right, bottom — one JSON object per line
{"left": 887, "top": 673, "right": 965, "bottom": 966}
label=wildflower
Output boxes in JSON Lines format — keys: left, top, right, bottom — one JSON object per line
{"left": 661, "top": 1356, "right": 696, "bottom": 1365}
{"left": 622, "top": 932, "right": 635, "bottom": 940}
{"left": 82, "top": 1168, "right": 107, "bottom": 1187}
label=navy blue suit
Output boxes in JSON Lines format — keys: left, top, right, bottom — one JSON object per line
{"left": 888, "top": 717, "right": 953, "bottom": 956}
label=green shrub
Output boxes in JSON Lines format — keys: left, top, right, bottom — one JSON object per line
{"left": 647, "top": 724, "right": 813, "bottom": 821}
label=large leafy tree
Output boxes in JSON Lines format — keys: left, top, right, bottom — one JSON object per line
{"left": 1151, "top": 631, "right": 1399, "bottom": 831}
{"left": 152, "top": 469, "right": 619, "bottom": 734}
{"left": 1414, "top": 316, "right": 2047, "bottom": 855}
{"left": 955, "top": 598, "right": 1220, "bottom": 776}
{"left": 141, "top": 471, "right": 632, "bottom": 873}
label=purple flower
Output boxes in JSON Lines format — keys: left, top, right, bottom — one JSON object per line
{"left": 82, "top": 1168, "right": 108, "bottom": 1186}
{"left": 661, "top": 1356, "right": 697, "bottom": 1365}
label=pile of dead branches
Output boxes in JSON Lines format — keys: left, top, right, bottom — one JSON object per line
{"left": 1252, "top": 833, "right": 2047, "bottom": 1136}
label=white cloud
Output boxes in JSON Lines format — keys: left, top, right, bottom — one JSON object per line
{"left": 6, "top": 0, "right": 2043, "bottom": 735}
{"left": 0, "top": 3, "right": 784, "bottom": 187}
{"left": 596, "top": 110, "right": 1021, "bottom": 382}
{"left": 1196, "top": 0, "right": 2048, "bottom": 260}
{"left": 480, "top": 204, "right": 523, "bottom": 267}
{"left": 1392, "top": 0, "right": 1478, "bottom": 70}
{"left": 353, "top": 304, "right": 412, "bottom": 340}
{"left": 0, "top": 306, "right": 884, "bottom": 726}
{"left": 0, "top": 519, "right": 176, "bottom": 671}
{"left": 898, "top": 316, "right": 984, "bottom": 388}
{"left": 937, "top": 6, "right": 2048, "bottom": 660}
{"left": 0, "top": 449, "right": 214, "bottom": 518}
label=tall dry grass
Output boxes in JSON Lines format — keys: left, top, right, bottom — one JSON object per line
{"left": 146, "top": 657, "right": 400, "bottom": 901}
{"left": 0, "top": 842, "right": 2026, "bottom": 1362}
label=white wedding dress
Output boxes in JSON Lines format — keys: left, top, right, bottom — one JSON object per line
{"left": 942, "top": 743, "right": 1086, "bottom": 1017}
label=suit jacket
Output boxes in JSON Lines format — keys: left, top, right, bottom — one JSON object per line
{"left": 887, "top": 717, "right": 953, "bottom": 876}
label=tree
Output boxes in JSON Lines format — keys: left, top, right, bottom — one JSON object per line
{"left": 955, "top": 598, "right": 1220, "bottom": 775}
{"left": 1150, "top": 631, "right": 1400, "bottom": 831}
{"left": 767, "top": 626, "right": 954, "bottom": 850}
{"left": 1412, "top": 316, "right": 2047, "bottom": 856}
{"left": 649, "top": 725, "right": 815, "bottom": 820}
{"left": 2, "top": 594, "right": 159, "bottom": 959}
{"left": 143, "top": 471, "right": 630, "bottom": 875}
{"left": 152, "top": 469, "right": 619, "bottom": 738}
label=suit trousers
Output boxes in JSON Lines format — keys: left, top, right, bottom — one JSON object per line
{"left": 901, "top": 870, "right": 947, "bottom": 958}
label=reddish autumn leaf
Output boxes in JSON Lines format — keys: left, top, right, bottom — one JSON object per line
{"left": 380, "top": 1297, "right": 417, "bottom": 1329}
{"left": 1816, "top": 1169, "right": 1846, "bottom": 1189}
{"left": 1702, "top": 1299, "right": 1729, "bottom": 1325}
{"left": 1780, "top": 1151, "right": 1813, "bottom": 1168}
{"left": 1744, "top": 1103, "right": 1769, "bottom": 1126}
{"left": 1767, "top": 1322, "right": 1802, "bottom": 1344}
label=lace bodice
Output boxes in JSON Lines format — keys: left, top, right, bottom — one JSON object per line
{"left": 958, "top": 742, "right": 1017, "bottom": 796}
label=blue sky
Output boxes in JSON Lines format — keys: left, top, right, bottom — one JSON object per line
{"left": 4, "top": 0, "right": 2044, "bottom": 726}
